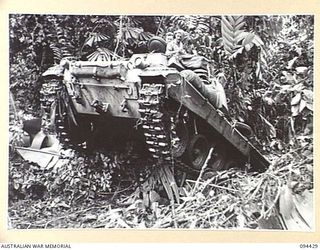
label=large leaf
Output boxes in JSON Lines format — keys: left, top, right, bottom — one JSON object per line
{"left": 291, "top": 104, "right": 300, "bottom": 117}
{"left": 279, "top": 187, "right": 313, "bottom": 230}
{"left": 279, "top": 185, "right": 294, "bottom": 219}
{"left": 291, "top": 93, "right": 301, "bottom": 106}
{"left": 303, "top": 89, "right": 313, "bottom": 103}
{"left": 292, "top": 190, "right": 313, "bottom": 229}
{"left": 287, "top": 56, "right": 298, "bottom": 69}
{"left": 242, "top": 32, "right": 255, "bottom": 46}
{"left": 299, "top": 99, "right": 307, "bottom": 113}
{"left": 221, "top": 16, "right": 264, "bottom": 59}
{"left": 306, "top": 102, "right": 313, "bottom": 112}
{"left": 221, "top": 16, "right": 246, "bottom": 55}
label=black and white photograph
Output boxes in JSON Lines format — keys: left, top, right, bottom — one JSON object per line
{"left": 8, "top": 14, "right": 314, "bottom": 231}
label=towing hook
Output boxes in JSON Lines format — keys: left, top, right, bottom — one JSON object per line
{"left": 120, "top": 99, "right": 129, "bottom": 112}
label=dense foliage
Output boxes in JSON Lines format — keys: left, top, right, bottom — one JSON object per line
{"left": 9, "top": 14, "right": 313, "bottom": 144}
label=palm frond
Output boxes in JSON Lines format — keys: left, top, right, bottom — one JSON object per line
{"left": 87, "top": 47, "right": 122, "bottom": 62}
{"left": 221, "top": 16, "right": 246, "bottom": 55}
{"left": 221, "top": 16, "right": 265, "bottom": 59}
{"left": 84, "top": 33, "right": 110, "bottom": 47}
{"left": 123, "top": 27, "right": 143, "bottom": 41}
{"left": 139, "top": 31, "right": 153, "bottom": 41}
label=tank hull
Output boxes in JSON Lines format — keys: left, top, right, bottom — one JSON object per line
{"left": 41, "top": 53, "right": 269, "bottom": 172}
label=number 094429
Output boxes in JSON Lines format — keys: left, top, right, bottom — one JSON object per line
{"left": 300, "top": 244, "right": 319, "bottom": 249}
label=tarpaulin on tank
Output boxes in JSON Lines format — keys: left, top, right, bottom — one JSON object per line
{"left": 180, "top": 56, "right": 209, "bottom": 69}
{"left": 203, "top": 79, "right": 228, "bottom": 111}
{"left": 181, "top": 70, "right": 228, "bottom": 111}
{"left": 181, "top": 70, "right": 205, "bottom": 92}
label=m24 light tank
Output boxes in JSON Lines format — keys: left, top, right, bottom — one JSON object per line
{"left": 40, "top": 37, "right": 269, "bottom": 173}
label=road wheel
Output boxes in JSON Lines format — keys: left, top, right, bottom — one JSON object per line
{"left": 186, "top": 134, "right": 209, "bottom": 170}
{"left": 172, "top": 122, "right": 189, "bottom": 158}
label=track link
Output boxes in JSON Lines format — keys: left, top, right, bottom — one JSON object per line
{"left": 138, "top": 83, "right": 173, "bottom": 165}
{"left": 40, "top": 79, "right": 62, "bottom": 133}
{"left": 138, "top": 83, "right": 202, "bottom": 174}
{"left": 40, "top": 79, "right": 80, "bottom": 149}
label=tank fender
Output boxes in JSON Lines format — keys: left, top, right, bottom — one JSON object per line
{"left": 42, "top": 65, "right": 64, "bottom": 78}
{"left": 138, "top": 68, "right": 178, "bottom": 78}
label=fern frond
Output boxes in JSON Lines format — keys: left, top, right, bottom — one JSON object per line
{"left": 49, "top": 44, "right": 63, "bottom": 64}
{"left": 221, "top": 15, "right": 246, "bottom": 55}
{"left": 49, "top": 19, "right": 75, "bottom": 63}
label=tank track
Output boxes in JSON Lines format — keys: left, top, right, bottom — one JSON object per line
{"left": 40, "top": 79, "right": 62, "bottom": 133}
{"left": 138, "top": 83, "right": 199, "bottom": 176}
{"left": 138, "top": 83, "right": 172, "bottom": 165}
{"left": 40, "top": 79, "right": 79, "bottom": 149}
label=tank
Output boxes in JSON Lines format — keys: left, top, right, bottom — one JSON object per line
{"left": 40, "top": 37, "right": 270, "bottom": 174}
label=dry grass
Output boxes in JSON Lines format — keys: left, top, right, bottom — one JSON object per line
{"left": 8, "top": 136, "right": 313, "bottom": 230}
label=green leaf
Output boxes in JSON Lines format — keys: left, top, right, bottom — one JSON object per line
{"left": 306, "top": 102, "right": 313, "bottom": 111}
{"left": 13, "top": 182, "right": 20, "bottom": 190}
{"left": 287, "top": 57, "right": 298, "bottom": 69}
{"left": 244, "top": 44, "right": 253, "bottom": 51}
{"left": 85, "top": 33, "right": 109, "bottom": 47}
{"left": 291, "top": 93, "right": 301, "bottom": 106}
{"left": 279, "top": 185, "right": 294, "bottom": 219}
{"left": 296, "top": 66, "right": 308, "bottom": 74}
{"left": 252, "top": 34, "right": 264, "bottom": 46}
{"left": 163, "top": 166, "right": 180, "bottom": 203}
{"left": 83, "top": 214, "right": 97, "bottom": 222}
{"left": 234, "top": 21, "right": 245, "bottom": 31}
{"left": 221, "top": 16, "right": 234, "bottom": 31}
{"left": 291, "top": 105, "right": 300, "bottom": 117}
{"left": 234, "top": 16, "right": 244, "bottom": 26}
{"left": 142, "top": 191, "right": 149, "bottom": 207}
{"left": 303, "top": 89, "right": 313, "bottom": 102}
{"left": 234, "top": 31, "right": 248, "bottom": 43}
{"left": 299, "top": 99, "right": 307, "bottom": 112}
{"left": 280, "top": 188, "right": 313, "bottom": 230}
{"left": 221, "top": 15, "right": 246, "bottom": 56}
{"left": 149, "top": 190, "right": 160, "bottom": 203}
{"left": 159, "top": 168, "right": 174, "bottom": 202}
{"left": 242, "top": 32, "right": 255, "bottom": 46}
{"left": 293, "top": 190, "right": 313, "bottom": 229}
